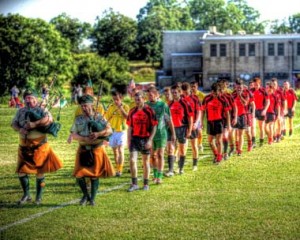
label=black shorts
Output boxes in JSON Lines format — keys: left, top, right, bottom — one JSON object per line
{"left": 189, "top": 129, "right": 199, "bottom": 140}
{"left": 285, "top": 108, "right": 295, "bottom": 119}
{"left": 207, "top": 120, "right": 223, "bottom": 136}
{"left": 265, "top": 113, "right": 276, "bottom": 123}
{"left": 234, "top": 114, "right": 247, "bottom": 130}
{"left": 255, "top": 109, "right": 266, "bottom": 121}
{"left": 175, "top": 126, "right": 187, "bottom": 144}
{"left": 130, "top": 136, "right": 150, "bottom": 155}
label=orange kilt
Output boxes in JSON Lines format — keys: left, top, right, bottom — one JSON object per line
{"left": 17, "top": 137, "right": 63, "bottom": 174}
{"left": 73, "top": 145, "right": 115, "bottom": 178}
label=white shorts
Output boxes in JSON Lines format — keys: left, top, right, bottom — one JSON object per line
{"left": 109, "top": 131, "right": 126, "bottom": 148}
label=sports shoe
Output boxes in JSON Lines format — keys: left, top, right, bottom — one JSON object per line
{"left": 223, "top": 153, "right": 228, "bottom": 160}
{"left": 127, "top": 184, "right": 139, "bottom": 192}
{"left": 252, "top": 142, "right": 256, "bottom": 148}
{"left": 89, "top": 200, "right": 95, "bottom": 206}
{"left": 192, "top": 166, "right": 198, "bottom": 171}
{"left": 143, "top": 185, "right": 150, "bottom": 191}
{"left": 115, "top": 172, "right": 122, "bottom": 177}
{"left": 178, "top": 169, "right": 184, "bottom": 175}
{"left": 17, "top": 195, "right": 32, "bottom": 205}
{"left": 164, "top": 171, "right": 174, "bottom": 177}
{"left": 152, "top": 178, "right": 158, "bottom": 183}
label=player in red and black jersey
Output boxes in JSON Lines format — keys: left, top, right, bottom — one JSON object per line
{"left": 126, "top": 91, "right": 158, "bottom": 192}
{"left": 218, "top": 80, "right": 237, "bottom": 159}
{"left": 265, "top": 82, "right": 280, "bottom": 144}
{"left": 248, "top": 80, "right": 256, "bottom": 146}
{"left": 169, "top": 85, "right": 193, "bottom": 174}
{"left": 271, "top": 78, "right": 287, "bottom": 142}
{"left": 252, "top": 77, "right": 270, "bottom": 146}
{"left": 181, "top": 82, "right": 202, "bottom": 171}
{"left": 283, "top": 81, "right": 298, "bottom": 136}
{"left": 242, "top": 82, "right": 255, "bottom": 151}
{"left": 232, "top": 80, "right": 250, "bottom": 156}
{"left": 201, "top": 83, "right": 230, "bottom": 164}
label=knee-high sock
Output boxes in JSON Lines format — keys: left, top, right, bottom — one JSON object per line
{"left": 178, "top": 156, "right": 185, "bottom": 170}
{"left": 77, "top": 177, "right": 90, "bottom": 199}
{"left": 36, "top": 177, "right": 45, "bottom": 200}
{"left": 19, "top": 175, "right": 30, "bottom": 197}
{"left": 168, "top": 155, "right": 174, "bottom": 172}
{"left": 90, "top": 178, "right": 99, "bottom": 201}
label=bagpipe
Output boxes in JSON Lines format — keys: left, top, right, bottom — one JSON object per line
{"left": 87, "top": 80, "right": 111, "bottom": 141}
{"left": 25, "top": 75, "right": 63, "bottom": 137}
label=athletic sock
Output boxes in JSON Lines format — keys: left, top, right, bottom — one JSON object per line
{"left": 77, "top": 177, "right": 90, "bottom": 199}
{"left": 132, "top": 177, "right": 138, "bottom": 185}
{"left": 143, "top": 179, "right": 149, "bottom": 186}
{"left": 193, "top": 158, "right": 198, "bottom": 167}
{"left": 90, "top": 178, "right": 99, "bottom": 201}
{"left": 223, "top": 139, "right": 228, "bottom": 153}
{"left": 36, "top": 177, "right": 45, "bottom": 201}
{"left": 178, "top": 156, "right": 185, "bottom": 170}
{"left": 157, "top": 172, "right": 163, "bottom": 179}
{"left": 153, "top": 168, "right": 158, "bottom": 178}
{"left": 168, "top": 155, "right": 174, "bottom": 172}
{"left": 19, "top": 175, "right": 30, "bottom": 197}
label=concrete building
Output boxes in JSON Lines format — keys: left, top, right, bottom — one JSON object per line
{"left": 158, "top": 29, "right": 300, "bottom": 90}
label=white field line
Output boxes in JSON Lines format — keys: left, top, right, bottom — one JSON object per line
{"left": 0, "top": 181, "right": 130, "bottom": 232}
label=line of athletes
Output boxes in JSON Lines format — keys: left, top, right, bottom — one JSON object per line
{"left": 12, "top": 77, "right": 297, "bottom": 206}
{"left": 101, "top": 77, "right": 298, "bottom": 192}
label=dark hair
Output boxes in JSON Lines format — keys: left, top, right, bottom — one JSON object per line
{"left": 211, "top": 82, "right": 219, "bottom": 92}
{"left": 181, "top": 82, "right": 190, "bottom": 91}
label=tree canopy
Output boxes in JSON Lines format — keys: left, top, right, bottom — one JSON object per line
{"left": 0, "top": 14, "right": 75, "bottom": 96}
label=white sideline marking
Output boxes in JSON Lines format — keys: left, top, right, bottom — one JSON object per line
{"left": 0, "top": 181, "right": 130, "bottom": 232}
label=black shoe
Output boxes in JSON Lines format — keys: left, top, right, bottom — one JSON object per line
{"left": 90, "top": 200, "right": 95, "bottom": 206}
{"left": 17, "top": 195, "right": 32, "bottom": 205}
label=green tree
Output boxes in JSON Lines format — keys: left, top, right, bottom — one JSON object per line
{"left": 189, "top": 0, "right": 265, "bottom": 33}
{"left": 50, "top": 13, "right": 91, "bottom": 53}
{"left": 0, "top": 14, "right": 76, "bottom": 96}
{"left": 91, "top": 9, "right": 137, "bottom": 59}
{"left": 137, "top": 0, "right": 193, "bottom": 64}
{"left": 73, "top": 52, "right": 131, "bottom": 93}
{"left": 270, "top": 14, "right": 300, "bottom": 34}
{"left": 289, "top": 13, "right": 300, "bottom": 33}
{"left": 228, "top": 0, "right": 265, "bottom": 33}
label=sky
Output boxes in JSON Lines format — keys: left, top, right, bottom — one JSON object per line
{"left": 0, "top": 0, "right": 299, "bottom": 24}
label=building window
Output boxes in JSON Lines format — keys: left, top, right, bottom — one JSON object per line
{"left": 278, "top": 43, "right": 284, "bottom": 56}
{"left": 220, "top": 44, "right": 226, "bottom": 57}
{"left": 210, "top": 44, "right": 217, "bottom": 57}
{"left": 297, "top": 43, "right": 300, "bottom": 56}
{"left": 249, "top": 43, "right": 255, "bottom": 56}
{"left": 268, "top": 43, "right": 275, "bottom": 56}
{"left": 239, "top": 43, "right": 246, "bottom": 56}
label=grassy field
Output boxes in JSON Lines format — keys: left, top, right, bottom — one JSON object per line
{"left": 0, "top": 104, "right": 299, "bottom": 240}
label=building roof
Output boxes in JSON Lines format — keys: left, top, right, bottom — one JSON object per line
{"left": 204, "top": 34, "right": 300, "bottom": 41}
{"left": 171, "top": 53, "right": 202, "bottom": 56}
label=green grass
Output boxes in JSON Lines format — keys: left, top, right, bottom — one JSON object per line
{"left": 0, "top": 104, "right": 299, "bottom": 239}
